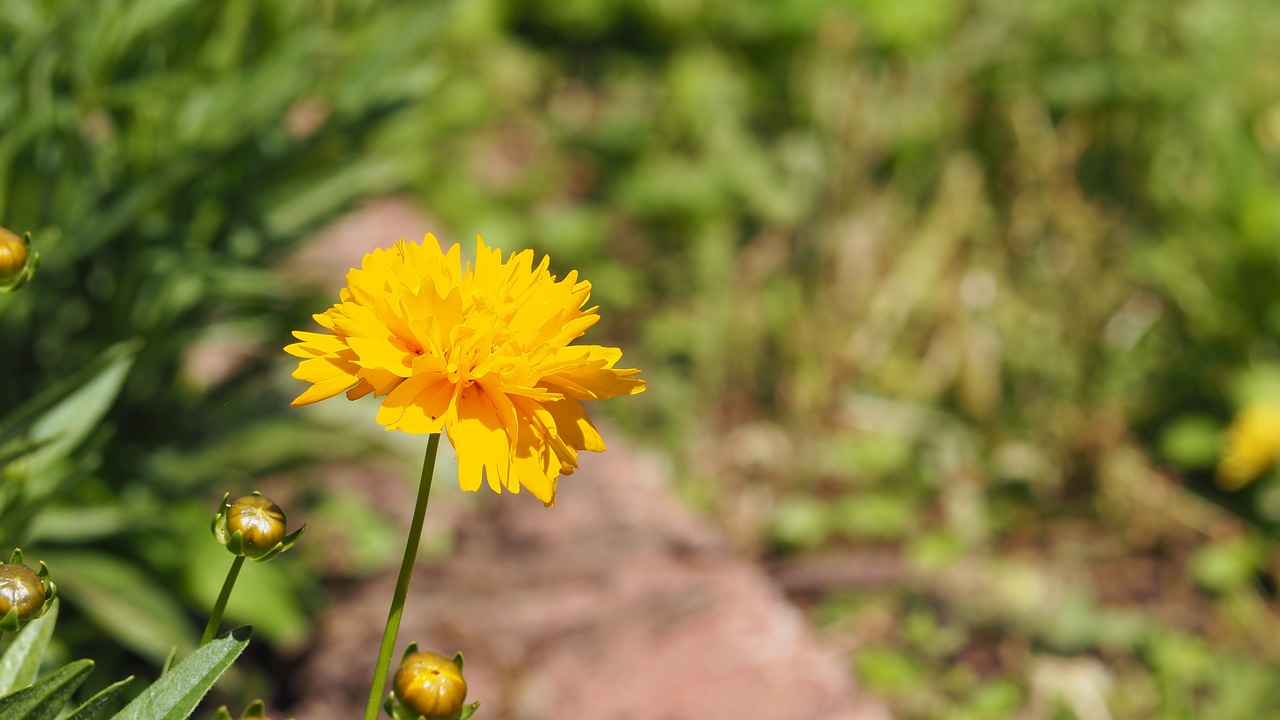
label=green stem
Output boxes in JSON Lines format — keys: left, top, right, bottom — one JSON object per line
{"left": 364, "top": 433, "right": 441, "bottom": 720}
{"left": 201, "top": 555, "right": 245, "bottom": 645}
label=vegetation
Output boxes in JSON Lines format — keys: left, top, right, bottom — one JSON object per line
{"left": 3, "top": 0, "right": 1280, "bottom": 717}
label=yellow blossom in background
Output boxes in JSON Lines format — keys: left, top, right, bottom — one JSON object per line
{"left": 286, "top": 235, "right": 645, "bottom": 506}
{"left": 1216, "top": 401, "right": 1280, "bottom": 490}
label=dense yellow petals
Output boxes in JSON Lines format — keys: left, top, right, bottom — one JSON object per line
{"left": 540, "top": 346, "right": 646, "bottom": 401}
{"left": 287, "top": 235, "right": 644, "bottom": 505}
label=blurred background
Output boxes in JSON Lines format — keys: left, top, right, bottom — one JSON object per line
{"left": 3, "top": 0, "right": 1280, "bottom": 717}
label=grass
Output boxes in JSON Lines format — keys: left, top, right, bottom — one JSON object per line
{"left": 5, "top": 0, "right": 1280, "bottom": 716}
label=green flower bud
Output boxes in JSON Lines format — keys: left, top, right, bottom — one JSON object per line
{"left": 0, "top": 549, "right": 57, "bottom": 632}
{"left": 393, "top": 651, "right": 468, "bottom": 719}
{"left": 212, "top": 491, "right": 305, "bottom": 561}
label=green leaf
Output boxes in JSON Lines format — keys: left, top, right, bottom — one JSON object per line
{"left": 35, "top": 551, "right": 191, "bottom": 664}
{"left": 264, "top": 156, "right": 403, "bottom": 236}
{"left": 63, "top": 676, "right": 135, "bottom": 720}
{"left": 1159, "top": 415, "right": 1223, "bottom": 469}
{"left": 1191, "top": 537, "right": 1266, "bottom": 593}
{"left": 0, "top": 600, "right": 58, "bottom": 696}
{"left": 0, "top": 437, "right": 51, "bottom": 470}
{"left": 0, "top": 658, "right": 93, "bottom": 720}
{"left": 768, "top": 497, "right": 831, "bottom": 551}
{"left": 161, "top": 647, "right": 178, "bottom": 677}
{"left": 113, "top": 626, "right": 251, "bottom": 720}
{"left": 854, "top": 646, "right": 927, "bottom": 694}
{"left": 24, "top": 506, "right": 132, "bottom": 545}
{"left": 0, "top": 341, "right": 139, "bottom": 477}
{"left": 832, "top": 492, "right": 917, "bottom": 540}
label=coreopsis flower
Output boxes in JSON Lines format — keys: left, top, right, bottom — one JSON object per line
{"left": 286, "top": 236, "right": 644, "bottom": 506}
{"left": 1216, "top": 401, "right": 1280, "bottom": 490}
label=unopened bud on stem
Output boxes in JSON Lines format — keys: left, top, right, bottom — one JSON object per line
{"left": 0, "top": 549, "right": 57, "bottom": 631}
{"left": 212, "top": 491, "right": 305, "bottom": 561}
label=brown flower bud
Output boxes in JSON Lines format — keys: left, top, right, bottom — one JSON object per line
{"left": 0, "top": 563, "right": 45, "bottom": 622}
{"left": 212, "top": 491, "right": 304, "bottom": 562}
{"left": 227, "top": 495, "right": 288, "bottom": 560}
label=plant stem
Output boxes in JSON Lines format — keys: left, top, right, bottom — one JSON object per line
{"left": 364, "top": 433, "right": 441, "bottom": 720}
{"left": 201, "top": 555, "right": 245, "bottom": 645}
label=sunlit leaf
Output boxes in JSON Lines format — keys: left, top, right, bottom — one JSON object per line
{"left": 113, "top": 626, "right": 251, "bottom": 720}
{"left": 0, "top": 599, "right": 58, "bottom": 697}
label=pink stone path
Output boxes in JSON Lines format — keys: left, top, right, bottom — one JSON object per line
{"left": 289, "top": 440, "right": 890, "bottom": 720}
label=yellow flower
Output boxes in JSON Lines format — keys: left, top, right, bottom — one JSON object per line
{"left": 1216, "top": 401, "right": 1280, "bottom": 490}
{"left": 286, "top": 236, "right": 644, "bottom": 506}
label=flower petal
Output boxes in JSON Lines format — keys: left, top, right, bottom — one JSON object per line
{"left": 544, "top": 399, "right": 606, "bottom": 453}
{"left": 448, "top": 385, "right": 512, "bottom": 493}
{"left": 376, "top": 373, "right": 454, "bottom": 433}
{"left": 539, "top": 346, "right": 646, "bottom": 401}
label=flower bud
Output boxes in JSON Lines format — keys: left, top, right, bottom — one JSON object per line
{"left": 0, "top": 549, "right": 57, "bottom": 632}
{"left": 0, "top": 563, "right": 44, "bottom": 621}
{"left": 0, "top": 228, "right": 26, "bottom": 283}
{"left": 212, "top": 491, "right": 305, "bottom": 561}
{"left": 394, "top": 651, "right": 468, "bottom": 719}
{"left": 228, "top": 495, "right": 287, "bottom": 559}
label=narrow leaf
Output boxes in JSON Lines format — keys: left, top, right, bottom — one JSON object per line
{"left": 0, "top": 342, "right": 139, "bottom": 470}
{"left": 113, "top": 626, "right": 251, "bottom": 720}
{"left": 0, "top": 658, "right": 93, "bottom": 720}
{"left": 36, "top": 551, "right": 191, "bottom": 664}
{"left": 26, "top": 347, "right": 135, "bottom": 479}
{"left": 0, "top": 600, "right": 58, "bottom": 696}
{"left": 63, "top": 675, "right": 135, "bottom": 720}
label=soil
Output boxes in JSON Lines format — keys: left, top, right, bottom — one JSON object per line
{"left": 283, "top": 437, "right": 890, "bottom": 720}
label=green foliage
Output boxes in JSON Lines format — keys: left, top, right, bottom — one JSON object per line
{"left": 37, "top": 550, "right": 192, "bottom": 664}
{"left": 0, "top": 602, "right": 59, "bottom": 697}
{"left": 113, "top": 626, "right": 251, "bottom": 720}
{"left": 4, "top": 0, "right": 1280, "bottom": 716}
{"left": 0, "top": 0, "right": 444, "bottom": 695}
{"left": 0, "top": 659, "right": 96, "bottom": 720}
{"left": 61, "top": 678, "right": 136, "bottom": 720}
{"left": 0, "top": 602, "right": 248, "bottom": 720}
{"left": 210, "top": 700, "right": 269, "bottom": 720}
{"left": 398, "top": 0, "right": 1280, "bottom": 718}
